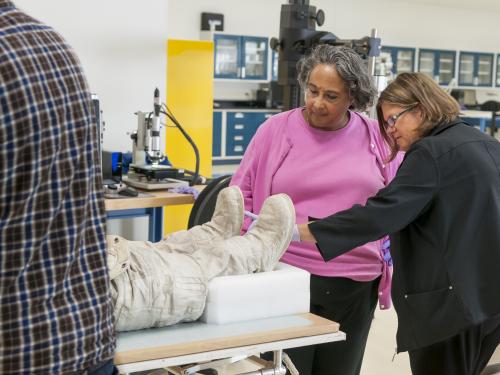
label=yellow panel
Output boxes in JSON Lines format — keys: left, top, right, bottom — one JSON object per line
{"left": 164, "top": 39, "right": 214, "bottom": 235}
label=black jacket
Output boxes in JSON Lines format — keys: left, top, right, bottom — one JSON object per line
{"left": 309, "top": 120, "right": 500, "bottom": 352}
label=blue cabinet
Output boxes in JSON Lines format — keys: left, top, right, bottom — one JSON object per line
{"left": 418, "top": 49, "right": 456, "bottom": 85}
{"left": 212, "top": 110, "right": 279, "bottom": 164}
{"left": 382, "top": 46, "right": 415, "bottom": 75}
{"left": 458, "top": 52, "right": 494, "bottom": 87}
{"left": 213, "top": 34, "right": 241, "bottom": 79}
{"left": 212, "top": 111, "right": 223, "bottom": 157}
{"left": 214, "top": 34, "right": 268, "bottom": 80}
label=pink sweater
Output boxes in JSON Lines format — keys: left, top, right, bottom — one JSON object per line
{"left": 230, "top": 108, "right": 402, "bottom": 309}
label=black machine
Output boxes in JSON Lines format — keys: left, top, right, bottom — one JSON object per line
{"left": 270, "top": 0, "right": 382, "bottom": 110}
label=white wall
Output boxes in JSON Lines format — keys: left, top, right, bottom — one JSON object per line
{"left": 15, "top": 0, "right": 169, "bottom": 152}
{"left": 12, "top": 0, "right": 500, "bottom": 147}
{"left": 168, "top": 0, "right": 500, "bottom": 52}
{"left": 323, "top": 0, "right": 500, "bottom": 52}
{"left": 168, "top": 0, "right": 500, "bottom": 99}
{"left": 168, "top": 0, "right": 281, "bottom": 40}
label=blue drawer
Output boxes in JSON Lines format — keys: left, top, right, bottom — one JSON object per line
{"left": 212, "top": 111, "right": 223, "bottom": 157}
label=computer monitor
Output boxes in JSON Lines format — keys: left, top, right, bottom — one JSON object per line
{"left": 91, "top": 93, "right": 121, "bottom": 185}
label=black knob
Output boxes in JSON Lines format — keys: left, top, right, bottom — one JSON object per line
{"left": 315, "top": 9, "right": 325, "bottom": 26}
{"left": 270, "top": 37, "right": 281, "bottom": 52}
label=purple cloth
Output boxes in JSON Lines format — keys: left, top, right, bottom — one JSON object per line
{"left": 169, "top": 186, "right": 200, "bottom": 199}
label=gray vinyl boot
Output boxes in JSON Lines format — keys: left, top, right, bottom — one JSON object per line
{"left": 159, "top": 185, "right": 244, "bottom": 254}
{"left": 195, "top": 193, "right": 295, "bottom": 277}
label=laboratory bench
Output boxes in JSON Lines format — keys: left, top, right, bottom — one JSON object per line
{"left": 105, "top": 187, "right": 202, "bottom": 242}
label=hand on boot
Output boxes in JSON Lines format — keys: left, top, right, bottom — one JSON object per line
{"left": 245, "top": 210, "right": 258, "bottom": 231}
{"left": 292, "top": 224, "right": 301, "bottom": 242}
{"left": 245, "top": 211, "right": 300, "bottom": 241}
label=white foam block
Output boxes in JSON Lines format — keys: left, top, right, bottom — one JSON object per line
{"left": 200, "top": 262, "right": 310, "bottom": 324}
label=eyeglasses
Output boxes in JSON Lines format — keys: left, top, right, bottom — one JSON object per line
{"left": 385, "top": 105, "right": 417, "bottom": 128}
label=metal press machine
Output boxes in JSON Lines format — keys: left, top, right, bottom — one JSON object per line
{"left": 123, "top": 88, "right": 189, "bottom": 190}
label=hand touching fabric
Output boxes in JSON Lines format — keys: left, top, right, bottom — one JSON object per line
{"left": 246, "top": 210, "right": 299, "bottom": 242}
{"left": 245, "top": 210, "right": 259, "bottom": 231}
{"left": 291, "top": 224, "right": 301, "bottom": 242}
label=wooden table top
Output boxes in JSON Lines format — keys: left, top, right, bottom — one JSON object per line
{"left": 115, "top": 313, "right": 341, "bottom": 365}
{"left": 460, "top": 110, "right": 500, "bottom": 118}
{"left": 105, "top": 186, "right": 203, "bottom": 211}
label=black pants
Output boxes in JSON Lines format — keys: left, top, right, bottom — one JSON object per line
{"left": 279, "top": 275, "right": 380, "bottom": 375}
{"left": 409, "top": 314, "right": 500, "bottom": 375}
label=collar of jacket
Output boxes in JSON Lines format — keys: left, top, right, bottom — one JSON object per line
{"left": 426, "top": 118, "right": 464, "bottom": 137}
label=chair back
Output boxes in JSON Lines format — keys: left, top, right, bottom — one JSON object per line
{"left": 187, "top": 175, "right": 232, "bottom": 229}
{"left": 480, "top": 100, "right": 500, "bottom": 112}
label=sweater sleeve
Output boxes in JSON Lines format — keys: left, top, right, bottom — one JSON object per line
{"left": 309, "top": 146, "right": 440, "bottom": 262}
{"left": 230, "top": 124, "right": 264, "bottom": 231}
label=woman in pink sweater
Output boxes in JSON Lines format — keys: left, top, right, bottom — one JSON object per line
{"left": 231, "top": 45, "right": 402, "bottom": 375}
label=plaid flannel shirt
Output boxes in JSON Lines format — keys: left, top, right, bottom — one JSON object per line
{"left": 0, "top": 1, "right": 115, "bottom": 373}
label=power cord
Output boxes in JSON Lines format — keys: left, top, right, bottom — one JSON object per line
{"left": 161, "top": 104, "right": 201, "bottom": 186}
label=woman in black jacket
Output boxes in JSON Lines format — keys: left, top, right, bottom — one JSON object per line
{"left": 297, "top": 72, "right": 500, "bottom": 375}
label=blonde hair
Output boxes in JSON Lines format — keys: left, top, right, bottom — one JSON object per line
{"left": 377, "top": 72, "right": 460, "bottom": 160}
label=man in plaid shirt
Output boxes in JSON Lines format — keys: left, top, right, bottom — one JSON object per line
{"left": 0, "top": 1, "right": 116, "bottom": 374}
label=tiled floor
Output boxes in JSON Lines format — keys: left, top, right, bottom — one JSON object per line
{"left": 361, "top": 307, "right": 500, "bottom": 374}
{"left": 360, "top": 307, "right": 411, "bottom": 375}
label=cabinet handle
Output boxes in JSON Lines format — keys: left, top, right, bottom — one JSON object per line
{"left": 235, "top": 124, "right": 244, "bottom": 130}
{"left": 235, "top": 113, "right": 244, "bottom": 118}
{"left": 234, "top": 135, "right": 244, "bottom": 141}
{"left": 234, "top": 145, "right": 243, "bottom": 152}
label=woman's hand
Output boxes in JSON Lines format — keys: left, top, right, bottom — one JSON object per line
{"left": 245, "top": 210, "right": 258, "bottom": 231}
{"left": 296, "top": 223, "right": 317, "bottom": 243}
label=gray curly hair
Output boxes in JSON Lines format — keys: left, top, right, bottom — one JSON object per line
{"left": 296, "top": 45, "right": 376, "bottom": 111}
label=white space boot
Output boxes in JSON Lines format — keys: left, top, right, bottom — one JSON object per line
{"left": 159, "top": 186, "right": 244, "bottom": 254}
{"left": 202, "top": 193, "right": 295, "bottom": 276}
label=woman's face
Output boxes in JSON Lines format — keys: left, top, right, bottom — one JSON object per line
{"left": 381, "top": 102, "right": 422, "bottom": 151}
{"left": 303, "top": 64, "right": 352, "bottom": 131}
